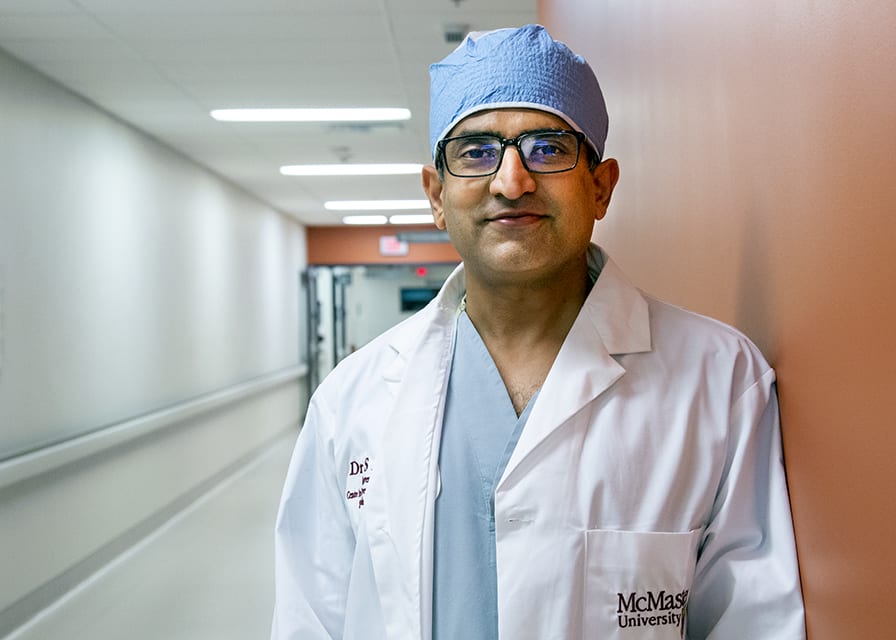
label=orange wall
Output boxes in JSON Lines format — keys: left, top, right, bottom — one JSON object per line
{"left": 306, "top": 225, "right": 460, "bottom": 265}
{"left": 541, "top": 2, "right": 896, "bottom": 638}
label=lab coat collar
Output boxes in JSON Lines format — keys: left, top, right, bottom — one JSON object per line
{"left": 382, "top": 244, "right": 652, "bottom": 392}
{"left": 585, "top": 244, "right": 652, "bottom": 356}
{"left": 499, "top": 244, "right": 652, "bottom": 485}
{"left": 385, "top": 244, "right": 650, "bottom": 360}
{"left": 381, "top": 262, "right": 465, "bottom": 385}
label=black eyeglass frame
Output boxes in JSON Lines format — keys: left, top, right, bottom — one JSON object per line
{"left": 436, "top": 129, "right": 592, "bottom": 178}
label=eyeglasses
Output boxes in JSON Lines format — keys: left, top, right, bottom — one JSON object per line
{"left": 437, "top": 129, "right": 588, "bottom": 178}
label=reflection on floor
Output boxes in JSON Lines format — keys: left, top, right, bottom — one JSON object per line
{"left": 6, "top": 433, "right": 297, "bottom": 640}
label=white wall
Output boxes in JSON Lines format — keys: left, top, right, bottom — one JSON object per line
{"left": 0, "top": 47, "right": 307, "bottom": 629}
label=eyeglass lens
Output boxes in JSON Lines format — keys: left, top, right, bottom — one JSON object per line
{"left": 442, "top": 131, "right": 581, "bottom": 177}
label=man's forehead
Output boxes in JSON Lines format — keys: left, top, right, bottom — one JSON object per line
{"left": 449, "top": 108, "right": 572, "bottom": 136}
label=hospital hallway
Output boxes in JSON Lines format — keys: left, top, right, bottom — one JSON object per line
{"left": 3, "top": 1, "right": 896, "bottom": 638}
{"left": 4, "top": 433, "right": 296, "bottom": 640}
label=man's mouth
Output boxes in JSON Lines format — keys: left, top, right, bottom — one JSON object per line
{"left": 485, "top": 211, "right": 548, "bottom": 225}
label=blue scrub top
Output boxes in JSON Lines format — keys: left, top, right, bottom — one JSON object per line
{"left": 432, "top": 311, "right": 538, "bottom": 640}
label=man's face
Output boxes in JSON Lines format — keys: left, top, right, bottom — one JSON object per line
{"left": 422, "top": 108, "right": 618, "bottom": 288}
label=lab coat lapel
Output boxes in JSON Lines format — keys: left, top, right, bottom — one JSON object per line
{"left": 364, "top": 268, "right": 464, "bottom": 639}
{"left": 499, "top": 251, "right": 652, "bottom": 485}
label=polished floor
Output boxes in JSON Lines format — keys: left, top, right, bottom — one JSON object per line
{"left": 5, "top": 433, "right": 297, "bottom": 640}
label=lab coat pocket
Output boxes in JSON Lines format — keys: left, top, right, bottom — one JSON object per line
{"left": 583, "top": 528, "right": 702, "bottom": 639}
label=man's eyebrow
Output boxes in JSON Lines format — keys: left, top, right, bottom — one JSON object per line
{"left": 449, "top": 129, "right": 502, "bottom": 138}
{"left": 450, "top": 127, "right": 569, "bottom": 139}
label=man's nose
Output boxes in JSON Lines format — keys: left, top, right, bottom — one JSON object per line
{"left": 489, "top": 146, "right": 537, "bottom": 199}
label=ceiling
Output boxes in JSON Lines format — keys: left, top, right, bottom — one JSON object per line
{"left": 0, "top": 0, "right": 536, "bottom": 226}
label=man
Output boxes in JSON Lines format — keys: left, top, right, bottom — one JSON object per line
{"left": 272, "top": 25, "right": 805, "bottom": 640}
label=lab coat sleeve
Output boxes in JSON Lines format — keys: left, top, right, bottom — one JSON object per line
{"left": 271, "top": 393, "right": 355, "bottom": 640}
{"left": 688, "top": 372, "right": 806, "bottom": 639}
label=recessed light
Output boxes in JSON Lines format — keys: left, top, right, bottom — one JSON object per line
{"left": 325, "top": 199, "right": 431, "bottom": 211}
{"left": 280, "top": 164, "right": 423, "bottom": 176}
{"left": 342, "top": 215, "right": 389, "bottom": 225}
{"left": 389, "top": 214, "right": 435, "bottom": 225}
{"left": 210, "top": 108, "right": 411, "bottom": 122}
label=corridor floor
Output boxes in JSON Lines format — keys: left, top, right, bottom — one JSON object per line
{"left": 5, "top": 433, "right": 297, "bottom": 640}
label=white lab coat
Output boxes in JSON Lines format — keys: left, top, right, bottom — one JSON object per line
{"left": 272, "top": 245, "right": 805, "bottom": 640}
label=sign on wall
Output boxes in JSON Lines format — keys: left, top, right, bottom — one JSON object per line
{"left": 379, "top": 235, "right": 409, "bottom": 257}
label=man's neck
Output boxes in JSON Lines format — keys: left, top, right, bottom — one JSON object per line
{"left": 461, "top": 263, "right": 592, "bottom": 415}
{"left": 463, "top": 262, "right": 592, "bottom": 346}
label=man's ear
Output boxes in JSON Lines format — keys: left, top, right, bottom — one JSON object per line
{"left": 422, "top": 165, "right": 447, "bottom": 229}
{"left": 591, "top": 158, "right": 620, "bottom": 221}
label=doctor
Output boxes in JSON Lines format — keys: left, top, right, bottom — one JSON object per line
{"left": 272, "top": 24, "right": 805, "bottom": 640}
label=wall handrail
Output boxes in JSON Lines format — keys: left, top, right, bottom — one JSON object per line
{"left": 0, "top": 365, "right": 307, "bottom": 490}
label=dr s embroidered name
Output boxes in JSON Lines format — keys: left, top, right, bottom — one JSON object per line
{"left": 346, "top": 457, "right": 371, "bottom": 509}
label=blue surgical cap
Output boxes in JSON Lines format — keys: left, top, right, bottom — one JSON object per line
{"left": 429, "top": 24, "right": 608, "bottom": 160}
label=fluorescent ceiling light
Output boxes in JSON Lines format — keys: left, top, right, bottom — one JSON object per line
{"left": 281, "top": 163, "right": 423, "bottom": 176}
{"left": 342, "top": 215, "right": 389, "bottom": 225}
{"left": 210, "top": 108, "right": 411, "bottom": 122}
{"left": 325, "top": 199, "right": 431, "bottom": 211}
{"left": 390, "top": 214, "right": 435, "bottom": 225}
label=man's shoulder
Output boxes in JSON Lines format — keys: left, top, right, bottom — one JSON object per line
{"left": 641, "top": 293, "right": 774, "bottom": 388}
{"left": 645, "top": 294, "right": 761, "bottom": 347}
